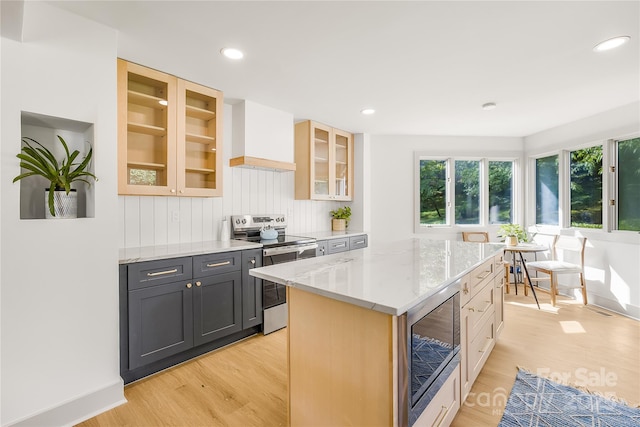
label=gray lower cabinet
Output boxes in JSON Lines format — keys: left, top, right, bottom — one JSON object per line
{"left": 242, "top": 249, "right": 263, "bottom": 329}
{"left": 317, "top": 234, "right": 368, "bottom": 256}
{"left": 193, "top": 271, "right": 242, "bottom": 346}
{"left": 122, "top": 249, "right": 262, "bottom": 383}
{"left": 128, "top": 279, "right": 194, "bottom": 370}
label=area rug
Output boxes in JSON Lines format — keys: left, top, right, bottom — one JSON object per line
{"left": 499, "top": 368, "right": 640, "bottom": 426}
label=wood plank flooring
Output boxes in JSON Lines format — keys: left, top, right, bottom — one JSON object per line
{"left": 78, "top": 292, "right": 639, "bottom": 427}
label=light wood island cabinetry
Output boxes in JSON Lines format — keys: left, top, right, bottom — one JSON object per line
{"left": 118, "top": 59, "right": 222, "bottom": 197}
{"left": 294, "top": 120, "right": 353, "bottom": 201}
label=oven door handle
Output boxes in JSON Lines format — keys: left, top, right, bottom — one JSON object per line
{"left": 263, "top": 243, "right": 318, "bottom": 257}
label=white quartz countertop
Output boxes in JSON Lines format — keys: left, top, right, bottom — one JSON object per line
{"left": 119, "top": 240, "right": 263, "bottom": 264}
{"left": 250, "top": 238, "right": 503, "bottom": 316}
{"left": 299, "top": 230, "right": 367, "bottom": 240}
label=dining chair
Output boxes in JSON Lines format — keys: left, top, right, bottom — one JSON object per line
{"left": 461, "top": 232, "right": 511, "bottom": 292}
{"left": 525, "top": 235, "right": 587, "bottom": 307}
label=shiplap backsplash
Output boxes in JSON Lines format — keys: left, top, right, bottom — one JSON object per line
{"left": 118, "top": 167, "right": 344, "bottom": 249}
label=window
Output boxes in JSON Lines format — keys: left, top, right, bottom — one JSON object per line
{"left": 535, "top": 155, "right": 559, "bottom": 225}
{"left": 419, "top": 159, "right": 447, "bottom": 225}
{"left": 617, "top": 137, "right": 640, "bottom": 231}
{"left": 454, "top": 160, "right": 480, "bottom": 225}
{"left": 417, "top": 157, "right": 515, "bottom": 228}
{"left": 489, "top": 161, "right": 513, "bottom": 224}
{"left": 570, "top": 146, "right": 602, "bottom": 229}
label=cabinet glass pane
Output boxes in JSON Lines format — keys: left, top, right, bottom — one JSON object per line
{"left": 334, "top": 134, "right": 349, "bottom": 197}
{"left": 127, "top": 73, "right": 169, "bottom": 187}
{"left": 313, "top": 128, "right": 330, "bottom": 196}
{"left": 184, "top": 90, "right": 218, "bottom": 191}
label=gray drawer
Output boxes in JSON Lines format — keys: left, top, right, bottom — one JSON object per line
{"left": 193, "top": 251, "right": 242, "bottom": 278}
{"left": 349, "top": 235, "right": 368, "bottom": 250}
{"left": 127, "top": 257, "right": 192, "bottom": 290}
{"left": 327, "top": 238, "right": 349, "bottom": 254}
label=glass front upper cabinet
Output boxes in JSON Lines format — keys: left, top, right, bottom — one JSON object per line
{"left": 117, "top": 59, "right": 222, "bottom": 197}
{"left": 295, "top": 120, "right": 353, "bottom": 201}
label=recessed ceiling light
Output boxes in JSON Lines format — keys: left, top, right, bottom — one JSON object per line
{"left": 220, "top": 47, "right": 244, "bottom": 60}
{"left": 360, "top": 108, "right": 375, "bottom": 115}
{"left": 482, "top": 102, "right": 496, "bottom": 111}
{"left": 593, "top": 36, "right": 630, "bottom": 52}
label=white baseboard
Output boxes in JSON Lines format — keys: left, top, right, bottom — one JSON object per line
{"left": 6, "top": 378, "right": 126, "bottom": 427}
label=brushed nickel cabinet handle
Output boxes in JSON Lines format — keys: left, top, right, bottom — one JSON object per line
{"left": 477, "top": 270, "right": 492, "bottom": 280}
{"left": 354, "top": 240, "right": 365, "bottom": 245}
{"left": 207, "top": 261, "right": 231, "bottom": 268}
{"left": 147, "top": 268, "right": 178, "bottom": 277}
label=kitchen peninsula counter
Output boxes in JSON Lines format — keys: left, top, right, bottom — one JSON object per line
{"left": 250, "top": 238, "right": 503, "bottom": 426}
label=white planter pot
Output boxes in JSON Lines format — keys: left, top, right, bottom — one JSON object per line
{"left": 45, "top": 189, "right": 77, "bottom": 219}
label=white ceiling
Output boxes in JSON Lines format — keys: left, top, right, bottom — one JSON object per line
{"left": 48, "top": 1, "right": 640, "bottom": 137}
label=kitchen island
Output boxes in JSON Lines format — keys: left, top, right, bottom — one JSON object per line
{"left": 250, "top": 238, "right": 504, "bottom": 426}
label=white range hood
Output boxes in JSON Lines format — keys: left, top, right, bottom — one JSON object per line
{"left": 230, "top": 100, "right": 296, "bottom": 172}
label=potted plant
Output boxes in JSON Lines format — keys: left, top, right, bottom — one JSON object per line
{"left": 498, "top": 223, "right": 528, "bottom": 246}
{"left": 330, "top": 206, "right": 351, "bottom": 231}
{"left": 13, "top": 135, "right": 97, "bottom": 218}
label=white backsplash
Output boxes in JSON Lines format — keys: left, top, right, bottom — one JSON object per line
{"left": 118, "top": 167, "right": 345, "bottom": 248}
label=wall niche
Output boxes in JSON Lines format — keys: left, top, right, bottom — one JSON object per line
{"left": 19, "top": 111, "right": 96, "bottom": 220}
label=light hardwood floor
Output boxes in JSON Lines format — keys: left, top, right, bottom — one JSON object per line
{"left": 78, "top": 292, "right": 639, "bottom": 427}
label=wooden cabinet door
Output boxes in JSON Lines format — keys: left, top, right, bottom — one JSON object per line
{"left": 128, "top": 280, "right": 194, "bottom": 370}
{"left": 193, "top": 271, "right": 242, "bottom": 346}
{"left": 118, "top": 59, "right": 178, "bottom": 196}
{"left": 176, "top": 79, "right": 223, "bottom": 197}
{"left": 241, "top": 249, "right": 263, "bottom": 329}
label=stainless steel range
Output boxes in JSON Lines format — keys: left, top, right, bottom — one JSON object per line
{"left": 231, "top": 214, "right": 317, "bottom": 334}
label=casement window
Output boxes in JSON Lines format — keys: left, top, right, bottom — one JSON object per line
{"left": 613, "top": 137, "right": 640, "bottom": 232}
{"left": 570, "top": 146, "right": 603, "bottom": 229}
{"left": 417, "top": 157, "right": 515, "bottom": 229}
{"left": 535, "top": 155, "right": 559, "bottom": 226}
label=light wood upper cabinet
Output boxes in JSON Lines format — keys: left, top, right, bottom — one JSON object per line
{"left": 294, "top": 120, "right": 353, "bottom": 201}
{"left": 118, "top": 59, "right": 223, "bottom": 197}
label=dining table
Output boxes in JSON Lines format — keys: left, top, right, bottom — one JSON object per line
{"left": 503, "top": 243, "right": 548, "bottom": 309}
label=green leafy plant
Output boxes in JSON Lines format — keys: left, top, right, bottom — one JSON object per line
{"left": 497, "top": 223, "right": 529, "bottom": 243}
{"left": 330, "top": 206, "right": 352, "bottom": 224}
{"left": 13, "top": 135, "right": 97, "bottom": 216}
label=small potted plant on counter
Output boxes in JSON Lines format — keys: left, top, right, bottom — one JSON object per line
{"left": 498, "top": 223, "right": 528, "bottom": 246}
{"left": 13, "top": 135, "right": 97, "bottom": 218}
{"left": 330, "top": 206, "right": 351, "bottom": 231}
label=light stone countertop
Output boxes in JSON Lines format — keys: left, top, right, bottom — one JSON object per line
{"left": 299, "top": 230, "right": 367, "bottom": 240}
{"left": 119, "top": 240, "right": 263, "bottom": 264}
{"left": 250, "top": 238, "right": 503, "bottom": 315}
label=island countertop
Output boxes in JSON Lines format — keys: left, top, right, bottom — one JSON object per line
{"left": 250, "top": 238, "right": 504, "bottom": 315}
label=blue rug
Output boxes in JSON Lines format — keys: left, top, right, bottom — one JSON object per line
{"left": 499, "top": 369, "right": 640, "bottom": 426}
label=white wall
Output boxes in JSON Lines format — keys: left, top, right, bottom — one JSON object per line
{"left": 1, "top": 3, "right": 124, "bottom": 426}
{"left": 119, "top": 103, "right": 346, "bottom": 248}
{"left": 524, "top": 102, "right": 640, "bottom": 318}
{"left": 369, "top": 135, "right": 524, "bottom": 243}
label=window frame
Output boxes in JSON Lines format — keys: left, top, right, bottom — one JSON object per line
{"left": 414, "top": 154, "right": 519, "bottom": 233}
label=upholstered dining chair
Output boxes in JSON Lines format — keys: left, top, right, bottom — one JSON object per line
{"left": 461, "top": 232, "right": 512, "bottom": 292}
{"left": 525, "top": 235, "right": 587, "bottom": 307}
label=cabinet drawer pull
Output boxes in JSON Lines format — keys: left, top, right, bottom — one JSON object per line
{"left": 196, "top": 281, "right": 202, "bottom": 287}
{"left": 477, "top": 270, "right": 492, "bottom": 280}
{"left": 333, "top": 243, "right": 346, "bottom": 248}
{"left": 206, "top": 261, "right": 231, "bottom": 268}
{"left": 186, "top": 283, "right": 192, "bottom": 289}
{"left": 353, "top": 240, "right": 365, "bottom": 245}
{"left": 434, "top": 404, "right": 451, "bottom": 427}
{"left": 479, "top": 338, "right": 492, "bottom": 354}
{"left": 147, "top": 268, "right": 178, "bottom": 277}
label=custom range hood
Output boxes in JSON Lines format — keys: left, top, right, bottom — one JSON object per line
{"left": 229, "top": 100, "right": 296, "bottom": 172}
